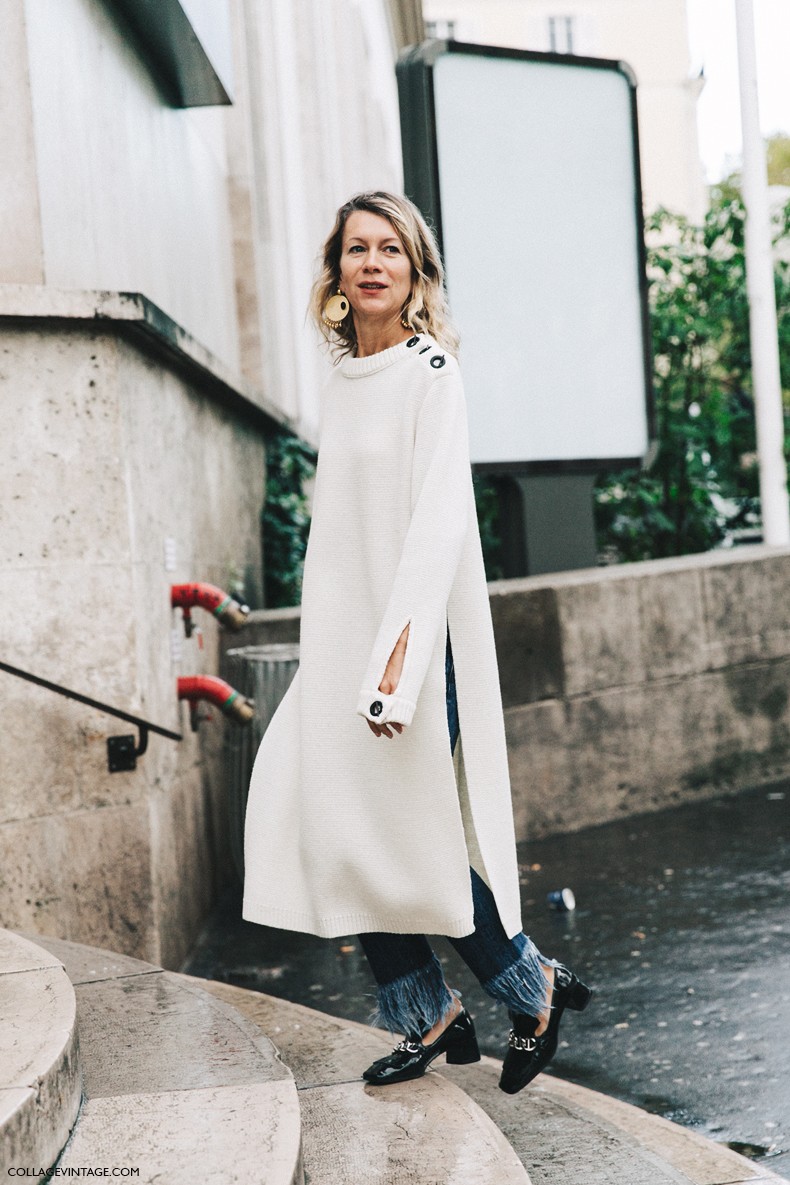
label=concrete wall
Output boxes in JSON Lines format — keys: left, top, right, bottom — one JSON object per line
{"left": 422, "top": 0, "right": 708, "bottom": 222}
{"left": 0, "top": 311, "right": 266, "bottom": 968}
{"left": 0, "top": 0, "right": 421, "bottom": 964}
{"left": 2, "top": 0, "right": 240, "bottom": 369}
{"left": 1, "top": 0, "right": 409, "bottom": 423}
{"left": 234, "top": 0, "right": 405, "bottom": 443}
{"left": 491, "top": 547, "right": 790, "bottom": 838}
{"left": 231, "top": 548, "right": 790, "bottom": 840}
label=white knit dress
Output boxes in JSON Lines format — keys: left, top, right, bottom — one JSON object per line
{"left": 243, "top": 334, "right": 523, "bottom": 940}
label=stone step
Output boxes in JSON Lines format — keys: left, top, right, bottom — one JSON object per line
{"left": 0, "top": 930, "right": 82, "bottom": 1175}
{"left": 444, "top": 1060, "right": 787, "bottom": 1185}
{"left": 197, "top": 980, "right": 786, "bottom": 1185}
{"left": 197, "top": 977, "right": 530, "bottom": 1185}
{"left": 20, "top": 935, "right": 303, "bottom": 1185}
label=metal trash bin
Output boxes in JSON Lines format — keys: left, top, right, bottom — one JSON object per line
{"left": 224, "top": 642, "right": 300, "bottom": 879}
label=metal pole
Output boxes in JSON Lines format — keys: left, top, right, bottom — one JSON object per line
{"left": 734, "top": 0, "right": 790, "bottom": 544}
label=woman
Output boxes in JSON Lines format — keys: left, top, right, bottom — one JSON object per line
{"left": 243, "top": 191, "right": 591, "bottom": 1093}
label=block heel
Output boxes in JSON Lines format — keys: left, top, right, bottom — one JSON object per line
{"left": 445, "top": 1027, "right": 482, "bottom": 1065}
{"left": 566, "top": 976, "right": 593, "bottom": 1012}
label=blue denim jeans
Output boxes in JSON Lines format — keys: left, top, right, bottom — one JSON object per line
{"left": 358, "top": 627, "right": 554, "bottom": 1037}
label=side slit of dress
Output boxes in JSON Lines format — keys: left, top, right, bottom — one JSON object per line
{"left": 357, "top": 625, "right": 557, "bottom": 1037}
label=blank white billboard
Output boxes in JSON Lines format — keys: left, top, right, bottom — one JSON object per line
{"left": 400, "top": 43, "right": 653, "bottom": 469}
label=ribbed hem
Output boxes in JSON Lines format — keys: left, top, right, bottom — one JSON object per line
{"left": 357, "top": 688, "right": 416, "bottom": 726}
{"left": 241, "top": 898, "right": 475, "bottom": 940}
{"left": 370, "top": 951, "right": 456, "bottom": 1036}
{"left": 481, "top": 939, "right": 559, "bottom": 1018}
{"left": 340, "top": 338, "right": 414, "bottom": 378}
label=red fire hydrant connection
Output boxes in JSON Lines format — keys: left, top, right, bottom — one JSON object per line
{"left": 171, "top": 583, "right": 250, "bottom": 636}
{"left": 177, "top": 675, "right": 255, "bottom": 732}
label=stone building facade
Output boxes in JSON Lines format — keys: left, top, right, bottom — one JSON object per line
{"left": 0, "top": 0, "right": 422, "bottom": 966}
{"left": 422, "top": 0, "right": 708, "bottom": 222}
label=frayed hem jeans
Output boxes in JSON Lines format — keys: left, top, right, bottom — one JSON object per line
{"left": 358, "top": 628, "right": 556, "bottom": 1038}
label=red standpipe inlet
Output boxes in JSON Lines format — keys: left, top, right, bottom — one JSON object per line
{"left": 177, "top": 675, "right": 255, "bottom": 731}
{"left": 171, "top": 583, "right": 250, "bottom": 634}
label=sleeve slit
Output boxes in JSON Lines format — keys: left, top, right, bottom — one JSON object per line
{"left": 377, "top": 619, "right": 412, "bottom": 694}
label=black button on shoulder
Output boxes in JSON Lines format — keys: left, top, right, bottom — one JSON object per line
{"left": 370, "top": 700, "right": 383, "bottom": 717}
{"left": 430, "top": 354, "right": 446, "bottom": 368}
{"left": 406, "top": 336, "right": 420, "bottom": 348}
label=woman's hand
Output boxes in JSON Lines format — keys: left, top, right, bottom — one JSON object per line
{"left": 367, "top": 624, "right": 409, "bottom": 739}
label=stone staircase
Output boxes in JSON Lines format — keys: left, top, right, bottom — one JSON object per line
{"left": 0, "top": 931, "right": 81, "bottom": 1173}
{"left": 1, "top": 930, "right": 301, "bottom": 1184}
{"left": 1, "top": 928, "right": 785, "bottom": 1184}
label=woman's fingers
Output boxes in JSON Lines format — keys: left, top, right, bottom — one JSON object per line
{"left": 365, "top": 720, "right": 405, "bottom": 738}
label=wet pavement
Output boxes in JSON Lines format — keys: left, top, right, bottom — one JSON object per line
{"left": 184, "top": 783, "right": 790, "bottom": 1178}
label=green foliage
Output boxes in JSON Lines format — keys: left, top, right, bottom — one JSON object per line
{"left": 595, "top": 194, "right": 790, "bottom": 563}
{"left": 473, "top": 474, "right": 505, "bottom": 581}
{"left": 262, "top": 431, "right": 316, "bottom": 608}
{"left": 766, "top": 134, "right": 790, "bottom": 188}
{"left": 264, "top": 191, "right": 790, "bottom": 589}
{"left": 712, "top": 133, "right": 790, "bottom": 200}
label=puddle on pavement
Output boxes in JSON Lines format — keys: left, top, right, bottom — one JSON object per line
{"left": 724, "top": 1140, "right": 779, "bottom": 1160}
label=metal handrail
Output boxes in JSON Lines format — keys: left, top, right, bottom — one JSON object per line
{"left": 0, "top": 660, "right": 182, "bottom": 771}
{"left": 0, "top": 660, "right": 182, "bottom": 739}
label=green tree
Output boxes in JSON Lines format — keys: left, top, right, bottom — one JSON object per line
{"left": 711, "top": 133, "right": 790, "bottom": 201}
{"left": 595, "top": 194, "right": 790, "bottom": 563}
{"left": 766, "top": 133, "right": 790, "bottom": 187}
{"left": 473, "top": 474, "right": 506, "bottom": 581}
{"left": 262, "top": 431, "right": 316, "bottom": 607}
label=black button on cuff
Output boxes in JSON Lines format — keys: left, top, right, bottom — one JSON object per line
{"left": 370, "top": 700, "right": 383, "bottom": 717}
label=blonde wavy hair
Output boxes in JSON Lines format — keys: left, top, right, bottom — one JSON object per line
{"left": 309, "top": 191, "right": 460, "bottom": 357}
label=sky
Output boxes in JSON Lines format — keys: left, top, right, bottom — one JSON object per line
{"left": 687, "top": 0, "right": 790, "bottom": 182}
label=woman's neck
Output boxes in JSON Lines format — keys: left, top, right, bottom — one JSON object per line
{"left": 354, "top": 316, "right": 412, "bottom": 359}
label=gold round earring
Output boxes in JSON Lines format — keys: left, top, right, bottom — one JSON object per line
{"left": 401, "top": 312, "right": 411, "bottom": 330}
{"left": 323, "top": 289, "right": 350, "bottom": 329}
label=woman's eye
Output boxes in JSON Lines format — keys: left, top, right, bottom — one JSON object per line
{"left": 348, "top": 245, "right": 364, "bottom": 253}
{"left": 385, "top": 245, "right": 401, "bottom": 253}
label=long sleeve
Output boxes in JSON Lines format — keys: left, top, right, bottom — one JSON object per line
{"left": 356, "top": 368, "right": 472, "bottom": 726}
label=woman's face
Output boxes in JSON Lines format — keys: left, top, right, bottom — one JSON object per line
{"left": 338, "top": 211, "right": 413, "bottom": 328}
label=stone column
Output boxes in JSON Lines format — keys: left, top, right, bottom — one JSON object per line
{"left": 0, "top": 0, "right": 45, "bottom": 283}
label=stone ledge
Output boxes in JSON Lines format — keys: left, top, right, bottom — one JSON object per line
{"left": 530, "top": 1072, "right": 787, "bottom": 1185}
{"left": 487, "top": 544, "right": 790, "bottom": 593}
{"left": 445, "top": 1056, "right": 786, "bottom": 1185}
{"left": 0, "top": 283, "right": 293, "bottom": 433}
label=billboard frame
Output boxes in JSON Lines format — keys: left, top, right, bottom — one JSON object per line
{"left": 396, "top": 38, "right": 656, "bottom": 476}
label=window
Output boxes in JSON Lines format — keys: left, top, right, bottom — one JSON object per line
{"left": 548, "top": 16, "right": 576, "bottom": 55}
{"left": 426, "top": 19, "right": 458, "bottom": 40}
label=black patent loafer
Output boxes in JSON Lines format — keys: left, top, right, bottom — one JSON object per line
{"left": 498, "top": 965, "right": 592, "bottom": 1095}
{"left": 363, "top": 1008, "right": 481, "bottom": 1086}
